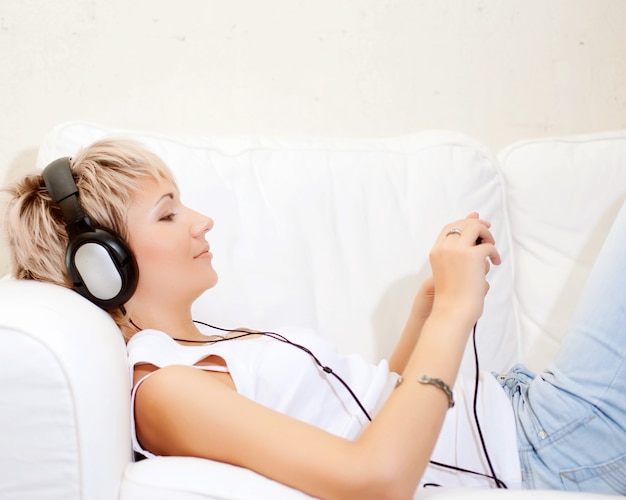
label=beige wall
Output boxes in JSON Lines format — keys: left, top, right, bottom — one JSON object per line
{"left": 1, "top": 0, "right": 626, "bottom": 274}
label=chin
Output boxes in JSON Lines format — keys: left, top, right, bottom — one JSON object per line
{"left": 203, "top": 270, "right": 219, "bottom": 290}
{"left": 187, "top": 268, "right": 218, "bottom": 298}
{"left": 208, "top": 275, "right": 219, "bottom": 289}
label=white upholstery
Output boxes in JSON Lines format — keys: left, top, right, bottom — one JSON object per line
{"left": 0, "top": 280, "right": 131, "bottom": 500}
{"left": 1, "top": 121, "right": 624, "bottom": 499}
{"left": 499, "top": 134, "right": 626, "bottom": 370}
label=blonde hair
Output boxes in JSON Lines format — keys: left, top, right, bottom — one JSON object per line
{"left": 2, "top": 138, "right": 175, "bottom": 333}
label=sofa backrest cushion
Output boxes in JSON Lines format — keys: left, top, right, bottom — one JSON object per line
{"left": 499, "top": 131, "right": 626, "bottom": 371}
{"left": 38, "top": 121, "right": 518, "bottom": 374}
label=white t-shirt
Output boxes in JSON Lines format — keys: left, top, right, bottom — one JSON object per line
{"left": 127, "top": 326, "right": 521, "bottom": 490}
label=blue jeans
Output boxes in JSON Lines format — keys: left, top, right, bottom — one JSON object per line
{"left": 497, "top": 201, "right": 626, "bottom": 494}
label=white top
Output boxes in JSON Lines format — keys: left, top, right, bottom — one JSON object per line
{"left": 127, "top": 326, "right": 521, "bottom": 490}
{"left": 421, "top": 372, "right": 522, "bottom": 490}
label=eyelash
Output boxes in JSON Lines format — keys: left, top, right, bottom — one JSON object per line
{"left": 159, "top": 213, "right": 176, "bottom": 222}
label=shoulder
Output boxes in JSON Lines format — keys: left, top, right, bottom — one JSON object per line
{"left": 133, "top": 364, "right": 237, "bottom": 456}
{"left": 127, "top": 329, "right": 175, "bottom": 362}
{"left": 128, "top": 329, "right": 226, "bottom": 373}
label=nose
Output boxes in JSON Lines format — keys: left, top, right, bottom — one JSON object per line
{"left": 192, "top": 212, "right": 214, "bottom": 237}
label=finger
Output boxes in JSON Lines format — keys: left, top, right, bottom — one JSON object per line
{"left": 475, "top": 222, "right": 496, "bottom": 245}
{"left": 473, "top": 226, "right": 501, "bottom": 266}
{"left": 484, "top": 244, "right": 502, "bottom": 266}
{"left": 442, "top": 219, "right": 492, "bottom": 244}
{"left": 468, "top": 212, "right": 491, "bottom": 229}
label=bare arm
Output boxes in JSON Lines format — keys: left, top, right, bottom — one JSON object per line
{"left": 134, "top": 216, "right": 500, "bottom": 500}
{"left": 388, "top": 212, "right": 486, "bottom": 374}
{"left": 388, "top": 276, "right": 434, "bottom": 374}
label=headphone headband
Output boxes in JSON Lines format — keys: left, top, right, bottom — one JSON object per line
{"left": 42, "top": 157, "right": 77, "bottom": 204}
{"left": 42, "top": 157, "right": 93, "bottom": 239}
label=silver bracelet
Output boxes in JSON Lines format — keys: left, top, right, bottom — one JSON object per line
{"left": 417, "top": 374, "right": 455, "bottom": 408}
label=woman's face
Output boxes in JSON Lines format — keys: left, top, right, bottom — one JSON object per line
{"left": 126, "top": 176, "right": 217, "bottom": 306}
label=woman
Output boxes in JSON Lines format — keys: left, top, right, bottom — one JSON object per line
{"left": 3, "top": 138, "right": 625, "bottom": 498}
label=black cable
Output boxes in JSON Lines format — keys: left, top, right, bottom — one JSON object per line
{"left": 470, "top": 322, "right": 507, "bottom": 489}
{"left": 133, "top": 317, "right": 507, "bottom": 488}
{"left": 189, "top": 320, "right": 373, "bottom": 421}
{"left": 190, "top": 319, "right": 506, "bottom": 488}
{"left": 427, "top": 460, "right": 504, "bottom": 483}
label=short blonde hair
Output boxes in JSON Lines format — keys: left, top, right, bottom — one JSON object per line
{"left": 2, "top": 138, "right": 175, "bottom": 331}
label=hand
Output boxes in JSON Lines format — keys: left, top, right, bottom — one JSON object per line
{"left": 429, "top": 212, "right": 501, "bottom": 321}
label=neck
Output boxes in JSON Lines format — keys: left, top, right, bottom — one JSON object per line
{"left": 126, "top": 298, "right": 205, "bottom": 341}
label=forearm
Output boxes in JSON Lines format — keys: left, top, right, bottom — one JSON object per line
{"left": 388, "top": 278, "right": 434, "bottom": 373}
{"left": 388, "top": 306, "right": 426, "bottom": 374}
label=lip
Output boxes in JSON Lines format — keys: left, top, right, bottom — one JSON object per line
{"left": 194, "top": 246, "right": 211, "bottom": 259}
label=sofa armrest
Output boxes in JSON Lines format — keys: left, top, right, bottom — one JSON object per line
{"left": 0, "top": 279, "right": 131, "bottom": 500}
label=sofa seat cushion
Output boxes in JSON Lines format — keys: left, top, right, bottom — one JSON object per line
{"left": 121, "top": 457, "right": 314, "bottom": 500}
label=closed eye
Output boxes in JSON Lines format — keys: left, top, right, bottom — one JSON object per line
{"left": 159, "top": 213, "right": 176, "bottom": 222}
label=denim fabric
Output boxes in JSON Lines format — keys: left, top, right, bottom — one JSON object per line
{"left": 497, "top": 201, "right": 626, "bottom": 495}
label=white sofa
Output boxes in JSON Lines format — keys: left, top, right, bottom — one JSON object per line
{"left": 1, "top": 121, "right": 625, "bottom": 499}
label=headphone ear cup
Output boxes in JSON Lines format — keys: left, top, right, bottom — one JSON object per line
{"left": 66, "top": 228, "right": 138, "bottom": 309}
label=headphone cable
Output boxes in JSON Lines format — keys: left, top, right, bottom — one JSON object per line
{"left": 131, "top": 317, "right": 506, "bottom": 488}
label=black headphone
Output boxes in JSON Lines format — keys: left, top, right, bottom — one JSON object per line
{"left": 42, "top": 157, "right": 138, "bottom": 309}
